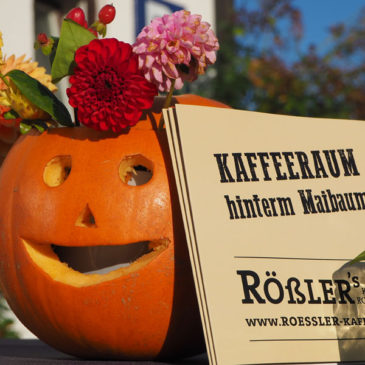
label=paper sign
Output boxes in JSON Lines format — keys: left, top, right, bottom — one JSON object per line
{"left": 164, "top": 105, "right": 365, "bottom": 365}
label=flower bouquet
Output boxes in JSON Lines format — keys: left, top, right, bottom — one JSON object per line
{"left": 0, "top": 4, "right": 226, "bottom": 360}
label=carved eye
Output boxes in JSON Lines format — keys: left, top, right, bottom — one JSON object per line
{"left": 119, "top": 155, "right": 153, "bottom": 186}
{"left": 43, "top": 155, "right": 72, "bottom": 187}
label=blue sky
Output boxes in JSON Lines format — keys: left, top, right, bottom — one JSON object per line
{"left": 293, "top": 1, "right": 364, "bottom": 51}
{"left": 234, "top": 0, "right": 365, "bottom": 60}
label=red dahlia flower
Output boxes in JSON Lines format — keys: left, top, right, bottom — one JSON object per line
{"left": 67, "top": 38, "right": 157, "bottom": 132}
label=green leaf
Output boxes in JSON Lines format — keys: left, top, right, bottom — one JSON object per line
{"left": 34, "top": 125, "right": 45, "bottom": 133}
{"left": 351, "top": 251, "right": 365, "bottom": 264}
{"left": 7, "top": 70, "right": 73, "bottom": 126}
{"left": 3, "top": 110, "right": 19, "bottom": 119}
{"left": 51, "top": 19, "right": 95, "bottom": 83}
{"left": 49, "top": 37, "right": 59, "bottom": 68}
{"left": 20, "top": 122, "right": 32, "bottom": 134}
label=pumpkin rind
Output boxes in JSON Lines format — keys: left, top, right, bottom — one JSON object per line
{"left": 0, "top": 95, "right": 229, "bottom": 359}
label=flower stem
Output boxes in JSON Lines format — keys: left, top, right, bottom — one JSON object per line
{"left": 158, "top": 79, "right": 176, "bottom": 130}
{"left": 74, "top": 108, "right": 80, "bottom": 127}
{"left": 0, "top": 72, "right": 10, "bottom": 88}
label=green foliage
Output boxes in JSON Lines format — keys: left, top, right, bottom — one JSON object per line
{"left": 3, "top": 110, "right": 19, "bottom": 119}
{"left": 6, "top": 70, "right": 73, "bottom": 126}
{"left": 19, "top": 122, "right": 32, "bottom": 135}
{"left": 351, "top": 251, "right": 365, "bottom": 265}
{"left": 48, "top": 37, "right": 59, "bottom": 70}
{"left": 201, "top": 0, "right": 365, "bottom": 121}
{"left": 51, "top": 19, "right": 95, "bottom": 83}
{"left": 20, "top": 121, "right": 47, "bottom": 134}
{"left": 0, "top": 295, "right": 18, "bottom": 338}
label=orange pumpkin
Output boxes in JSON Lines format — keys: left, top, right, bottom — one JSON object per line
{"left": 0, "top": 95, "right": 229, "bottom": 360}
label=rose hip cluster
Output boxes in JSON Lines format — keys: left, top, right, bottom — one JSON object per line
{"left": 66, "top": 4, "right": 116, "bottom": 37}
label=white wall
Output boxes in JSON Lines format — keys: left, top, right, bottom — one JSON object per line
{"left": 97, "top": 0, "right": 215, "bottom": 44}
{"left": 0, "top": 0, "right": 215, "bottom": 58}
{"left": 0, "top": 0, "right": 35, "bottom": 59}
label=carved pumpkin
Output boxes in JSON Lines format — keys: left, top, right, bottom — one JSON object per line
{"left": 0, "top": 95, "right": 229, "bottom": 360}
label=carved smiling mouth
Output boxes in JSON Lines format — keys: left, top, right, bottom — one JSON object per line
{"left": 23, "top": 238, "right": 169, "bottom": 287}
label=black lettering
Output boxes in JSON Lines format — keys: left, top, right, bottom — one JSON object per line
{"left": 304, "top": 279, "right": 321, "bottom": 304}
{"left": 257, "top": 152, "right": 272, "bottom": 181}
{"left": 344, "top": 193, "right": 356, "bottom": 211}
{"left": 236, "top": 196, "right": 246, "bottom": 218}
{"left": 354, "top": 192, "right": 365, "bottom": 210}
{"left": 269, "top": 198, "right": 278, "bottom": 216}
{"left": 263, "top": 271, "right": 284, "bottom": 304}
{"left": 295, "top": 151, "right": 315, "bottom": 179}
{"left": 311, "top": 150, "right": 329, "bottom": 178}
{"left": 214, "top": 153, "right": 235, "bottom": 182}
{"left": 298, "top": 189, "right": 317, "bottom": 214}
{"left": 242, "top": 199, "right": 257, "bottom": 218}
{"left": 252, "top": 195, "right": 263, "bottom": 217}
{"left": 224, "top": 195, "right": 239, "bottom": 219}
{"left": 277, "top": 197, "right": 295, "bottom": 216}
{"left": 338, "top": 149, "right": 360, "bottom": 176}
{"left": 326, "top": 189, "right": 339, "bottom": 212}
{"left": 321, "top": 191, "right": 331, "bottom": 213}
{"left": 319, "top": 279, "right": 336, "bottom": 304}
{"left": 232, "top": 153, "right": 250, "bottom": 182}
{"left": 323, "top": 150, "right": 340, "bottom": 177}
{"left": 335, "top": 279, "right": 355, "bottom": 304}
{"left": 282, "top": 152, "right": 300, "bottom": 180}
{"left": 281, "top": 317, "right": 289, "bottom": 326}
{"left": 270, "top": 152, "right": 287, "bottom": 180}
{"left": 262, "top": 198, "right": 272, "bottom": 217}
{"left": 285, "top": 278, "right": 306, "bottom": 304}
{"left": 237, "top": 270, "right": 266, "bottom": 304}
{"left": 244, "top": 153, "right": 259, "bottom": 181}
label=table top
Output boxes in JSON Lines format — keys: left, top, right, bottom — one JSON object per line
{"left": 0, "top": 339, "right": 209, "bottom": 364}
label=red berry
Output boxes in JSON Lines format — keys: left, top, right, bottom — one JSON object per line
{"left": 37, "top": 33, "right": 48, "bottom": 45}
{"left": 98, "top": 4, "right": 116, "bottom": 25}
{"left": 66, "top": 7, "right": 86, "bottom": 26}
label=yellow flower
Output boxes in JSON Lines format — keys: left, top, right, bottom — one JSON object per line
{"left": 0, "top": 32, "right": 57, "bottom": 120}
{"left": 4, "top": 82, "right": 49, "bottom": 120}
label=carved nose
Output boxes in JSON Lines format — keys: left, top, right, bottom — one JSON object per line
{"left": 75, "top": 204, "right": 96, "bottom": 228}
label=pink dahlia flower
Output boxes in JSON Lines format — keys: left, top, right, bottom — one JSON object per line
{"left": 67, "top": 38, "right": 157, "bottom": 132}
{"left": 133, "top": 10, "right": 219, "bottom": 92}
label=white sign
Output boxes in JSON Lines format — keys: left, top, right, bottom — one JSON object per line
{"left": 165, "top": 104, "right": 365, "bottom": 365}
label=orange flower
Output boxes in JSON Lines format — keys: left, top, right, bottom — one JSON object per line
{"left": 0, "top": 31, "right": 57, "bottom": 120}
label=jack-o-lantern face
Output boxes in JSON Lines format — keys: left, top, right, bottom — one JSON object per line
{"left": 0, "top": 95, "right": 228, "bottom": 360}
{"left": 17, "top": 128, "right": 173, "bottom": 289}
